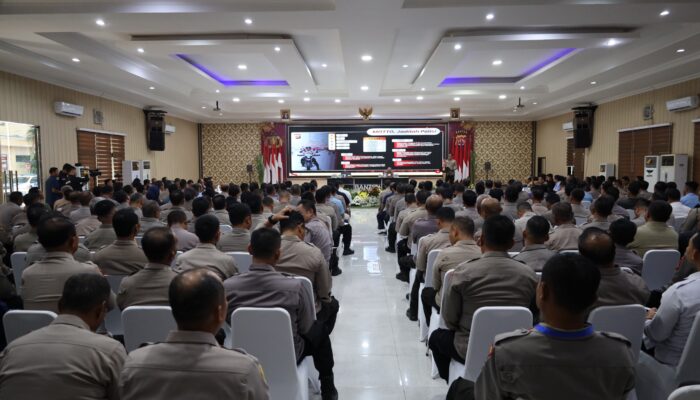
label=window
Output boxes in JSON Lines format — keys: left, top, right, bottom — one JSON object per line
{"left": 77, "top": 130, "right": 125, "bottom": 183}
{"left": 617, "top": 125, "right": 672, "bottom": 179}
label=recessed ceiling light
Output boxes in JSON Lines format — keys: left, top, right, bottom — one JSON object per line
{"left": 278, "top": 99, "right": 285, "bottom": 104}
{"left": 215, "top": 89, "right": 220, "bottom": 93}
{"left": 274, "top": 46, "right": 281, "bottom": 52}
{"left": 360, "top": 85, "right": 369, "bottom": 91}
{"left": 416, "top": 96, "right": 424, "bottom": 101}
{"left": 590, "top": 81, "right": 597, "bottom": 85}
{"left": 492, "top": 59, "right": 503, "bottom": 66}
{"left": 219, "top": 113, "right": 223, "bottom": 116}
{"left": 244, "top": 18, "right": 253, "bottom": 25}
{"left": 454, "top": 97, "right": 461, "bottom": 101}
{"left": 232, "top": 97, "right": 240, "bottom": 102}
{"left": 453, "top": 43, "right": 462, "bottom": 51}
{"left": 148, "top": 86, "right": 155, "bottom": 90}
{"left": 334, "top": 99, "right": 341, "bottom": 103}
{"left": 499, "top": 94, "right": 507, "bottom": 100}
{"left": 402, "top": 64, "right": 409, "bottom": 68}
{"left": 321, "top": 63, "right": 328, "bottom": 68}
{"left": 606, "top": 39, "right": 619, "bottom": 47}
{"left": 394, "top": 98, "right": 401, "bottom": 103}
{"left": 520, "top": 86, "right": 525, "bottom": 90}
{"left": 486, "top": 13, "right": 495, "bottom": 21}
{"left": 660, "top": 10, "right": 670, "bottom": 17}
{"left": 677, "top": 48, "right": 686, "bottom": 53}
{"left": 137, "top": 48, "right": 144, "bottom": 53}
{"left": 95, "top": 19, "right": 105, "bottom": 26}
{"left": 303, "top": 97, "right": 310, "bottom": 102}
{"left": 71, "top": 58, "right": 80, "bottom": 63}
{"left": 421, "top": 87, "right": 426, "bottom": 91}
{"left": 237, "top": 64, "right": 247, "bottom": 70}
{"left": 304, "top": 89, "right": 309, "bottom": 93}
{"left": 532, "top": 102, "right": 538, "bottom": 105}
{"left": 201, "top": 106, "right": 207, "bottom": 109}
{"left": 361, "top": 54, "right": 373, "bottom": 62}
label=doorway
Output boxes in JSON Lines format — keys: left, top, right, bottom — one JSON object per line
{"left": 537, "top": 157, "right": 546, "bottom": 176}
{"left": 0, "top": 121, "right": 41, "bottom": 200}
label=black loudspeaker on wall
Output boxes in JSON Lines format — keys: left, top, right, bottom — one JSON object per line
{"left": 572, "top": 105, "right": 597, "bottom": 149}
{"left": 144, "top": 110, "right": 166, "bottom": 151}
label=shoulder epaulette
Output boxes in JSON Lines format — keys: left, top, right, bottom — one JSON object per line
{"left": 600, "top": 331, "right": 631, "bottom": 346}
{"left": 494, "top": 329, "right": 531, "bottom": 344}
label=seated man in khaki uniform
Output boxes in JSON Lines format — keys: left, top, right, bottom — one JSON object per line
{"left": 139, "top": 200, "right": 165, "bottom": 234}
{"left": 83, "top": 200, "right": 117, "bottom": 251}
{"left": 168, "top": 210, "right": 199, "bottom": 252}
{"left": 546, "top": 202, "right": 582, "bottom": 251}
{"left": 429, "top": 215, "right": 538, "bottom": 382}
{"left": 119, "top": 269, "right": 268, "bottom": 400}
{"left": 580, "top": 195, "right": 615, "bottom": 231}
{"left": 22, "top": 214, "right": 109, "bottom": 312}
{"left": 628, "top": 200, "right": 678, "bottom": 257}
{"left": 217, "top": 203, "right": 252, "bottom": 252}
{"left": 186, "top": 197, "right": 211, "bottom": 233}
{"left": 160, "top": 189, "right": 193, "bottom": 223}
{"left": 211, "top": 194, "right": 231, "bottom": 226}
{"left": 0, "top": 273, "right": 126, "bottom": 400}
{"left": 514, "top": 216, "right": 556, "bottom": 272}
{"left": 421, "top": 216, "right": 481, "bottom": 323}
{"left": 175, "top": 215, "right": 238, "bottom": 280}
{"left": 93, "top": 209, "right": 148, "bottom": 276}
{"left": 13, "top": 204, "right": 47, "bottom": 252}
{"left": 475, "top": 253, "right": 635, "bottom": 399}
{"left": 117, "top": 227, "right": 178, "bottom": 310}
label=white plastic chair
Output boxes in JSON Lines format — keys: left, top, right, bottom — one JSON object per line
{"left": 419, "top": 249, "right": 442, "bottom": 341}
{"left": 78, "top": 236, "right": 86, "bottom": 244}
{"left": 560, "top": 250, "right": 579, "bottom": 254}
{"left": 669, "top": 385, "right": 700, "bottom": 400}
{"left": 291, "top": 275, "right": 321, "bottom": 394}
{"left": 122, "top": 306, "right": 177, "bottom": 352}
{"left": 642, "top": 250, "right": 680, "bottom": 291}
{"left": 673, "top": 217, "right": 686, "bottom": 233}
{"left": 230, "top": 307, "right": 310, "bottom": 400}
{"left": 448, "top": 306, "right": 533, "bottom": 385}
{"left": 3, "top": 310, "right": 57, "bottom": 344}
{"left": 219, "top": 224, "right": 233, "bottom": 234}
{"left": 10, "top": 252, "right": 27, "bottom": 296}
{"left": 507, "top": 252, "right": 520, "bottom": 257}
{"left": 135, "top": 236, "right": 143, "bottom": 246}
{"left": 575, "top": 216, "right": 588, "bottom": 226}
{"left": 588, "top": 304, "right": 646, "bottom": 361}
{"left": 226, "top": 251, "right": 252, "bottom": 273}
{"left": 104, "top": 275, "right": 125, "bottom": 335}
{"left": 675, "top": 311, "right": 700, "bottom": 388}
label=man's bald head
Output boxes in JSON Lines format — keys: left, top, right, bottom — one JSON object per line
{"left": 169, "top": 268, "right": 225, "bottom": 333}
{"left": 480, "top": 197, "right": 502, "bottom": 219}
{"left": 425, "top": 195, "right": 443, "bottom": 215}
{"left": 578, "top": 227, "right": 615, "bottom": 267}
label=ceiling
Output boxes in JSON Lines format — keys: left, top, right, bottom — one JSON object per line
{"left": 1, "top": 0, "right": 700, "bottom": 122}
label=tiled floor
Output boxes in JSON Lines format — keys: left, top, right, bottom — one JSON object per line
{"left": 326, "top": 208, "right": 447, "bottom": 400}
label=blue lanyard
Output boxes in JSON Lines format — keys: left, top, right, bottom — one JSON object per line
{"left": 534, "top": 324, "right": 594, "bottom": 339}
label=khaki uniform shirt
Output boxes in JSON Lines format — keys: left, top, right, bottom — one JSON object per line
{"left": 475, "top": 326, "right": 635, "bottom": 400}
{"left": 275, "top": 235, "right": 332, "bottom": 311}
{"left": 52, "top": 198, "right": 70, "bottom": 212}
{"left": 13, "top": 230, "right": 37, "bottom": 252}
{"left": 395, "top": 205, "right": 417, "bottom": 235}
{"left": 628, "top": 221, "right": 678, "bottom": 257}
{"left": 117, "top": 263, "right": 177, "bottom": 310}
{"left": 416, "top": 228, "right": 451, "bottom": 272}
{"left": 84, "top": 224, "right": 117, "bottom": 251}
{"left": 251, "top": 214, "right": 267, "bottom": 231}
{"left": 212, "top": 209, "right": 231, "bottom": 225}
{"left": 224, "top": 264, "right": 314, "bottom": 361}
{"left": 0, "top": 314, "right": 126, "bottom": 400}
{"left": 386, "top": 193, "right": 402, "bottom": 218}
{"left": 432, "top": 240, "right": 481, "bottom": 305}
{"left": 119, "top": 330, "right": 268, "bottom": 400}
{"left": 474, "top": 226, "right": 524, "bottom": 252}
{"left": 93, "top": 239, "right": 147, "bottom": 275}
{"left": 531, "top": 203, "right": 548, "bottom": 216}
{"left": 174, "top": 243, "right": 238, "bottom": 280}
{"left": 571, "top": 203, "right": 592, "bottom": 219}
{"left": 410, "top": 215, "right": 439, "bottom": 245}
{"left": 513, "top": 244, "right": 556, "bottom": 272}
{"left": 593, "top": 266, "right": 650, "bottom": 309}
{"left": 580, "top": 217, "right": 611, "bottom": 231}
{"left": 70, "top": 206, "right": 91, "bottom": 224}
{"left": 76, "top": 215, "right": 101, "bottom": 237}
{"left": 22, "top": 252, "right": 103, "bottom": 313}
{"left": 171, "top": 226, "right": 199, "bottom": 252}
{"left": 305, "top": 217, "right": 332, "bottom": 262}
{"left": 217, "top": 227, "right": 251, "bottom": 252}
{"left": 444, "top": 252, "right": 537, "bottom": 358}
{"left": 316, "top": 203, "right": 338, "bottom": 231}
{"left": 514, "top": 211, "right": 537, "bottom": 233}
{"left": 160, "top": 205, "right": 193, "bottom": 223}
{"left": 399, "top": 207, "right": 428, "bottom": 237}
{"left": 546, "top": 223, "right": 582, "bottom": 251}
{"left": 393, "top": 198, "right": 408, "bottom": 219}
{"left": 138, "top": 217, "right": 165, "bottom": 234}
{"left": 25, "top": 243, "right": 92, "bottom": 266}
{"left": 614, "top": 245, "right": 643, "bottom": 275}
{"left": 501, "top": 202, "right": 519, "bottom": 221}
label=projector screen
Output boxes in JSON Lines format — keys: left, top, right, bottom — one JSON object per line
{"left": 287, "top": 124, "right": 446, "bottom": 174}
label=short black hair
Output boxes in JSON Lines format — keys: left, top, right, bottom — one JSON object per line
{"left": 552, "top": 202, "right": 574, "bottom": 224}
{"left": 452, "top": 216, "right": 475, "bottom": 237}
{"left": 212, "top": 194, "right": 226, "bottom": 210}
{"left": 416, "top": 190, "right": 430, "bottom": 205}
{"left": 526, "top": 216, "right": 550, "bottom": 242}
{"left": 194, "top": 214, "right": 220, "bottom": 242}
{"left": 686, "top": 181, "right": 699, "bottom": 192}
{"left": 169, "top": 268, "right": 224, "bottom": 329}
{"left": 604, "top": 186, "right": 620, "bottom": 201}
{"left": 628, "top": 181, "right": 641, "bottom": 195}
{"left": 570, "top": 188, "right": 585, "bottom": 202}
{"left": 38, "top": 214, "right": 76, "bottom": 249}
{"left": 279, "top": 210, "right": 305, "bottom": 232}
{"left": 112, "top": 209, "right": 139, "bottom": 237}
{"left": 142, "top": 200, "right": 160, "bottom": 218}
{"left": 169, "top": 189, "right": 184, "bottom": 205}
{"left": 26, "top": 203, "right": 48, "bottom": 227}
{"left": 666, "top": 188, "right": 681, "bottom": 202}
{"left": 141, "top": 227, "right": 176, "bottom": 262}
{"left": 192, "top": 197, "right": 211, "bottom": 217}
{"left": 242, "top": 192, "right": 263, "bottom": 213}
{"left": 59, "top": 273, "right": 111, "bottom": 314}
{"left": 578, "top": 227, "right": 615, "bottom": 265}
{"left": 315, "top": 186, "right": 331, "bottom": 203}
{"left": 228, "top": 203, "right": 252, "bottom": 226}
{"left": 298, "top": 199, "right": 317, "bottom": 215}
{"left": 167, "top": 209, "right": 188, "bottom": 226}
{"left": 436, "top": 206, "right": 455, "bottom": 222}
{"left": 532, "top": 188, "right": 545, "bottom": 201}
{"left": 262, "top": 196, "right": 274, "bottom": 208}
{"left": 545, "top": 192, "right": 561, "bottom": 206}
{"left": 609, "top": 218, "right": 637, "bottom": 246}
{"left": 504, "top": 185, "right": 520, "bottom": 203}
{"left": 482, "top": 215, "right": 515, "bottom": 250}
{"left": 541, "top": 254, "right": 600, "bottom": 314}
{"left": 405, "top": 193, "right": 416, "bottom": 204}
{"left": 113, "top": 190, "right": 128, "bottom": 204}
{"left": 648, "top": 200, "right": 672, "bottom": 222}
{"left": 94, "top": 200, "right": 116, "bottom": 218}
{"left": 250, "top": 228, "right": 281, "bottom": 258}
{"left": 592, "top": 195, "right": 614, "bottom": 217}
{"left": 463, "top": 190, "right": 477, "bottom": 207}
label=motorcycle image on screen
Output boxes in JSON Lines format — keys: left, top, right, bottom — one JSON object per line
{"left": 299, "top": 147, "right": 321, "bottom": 170}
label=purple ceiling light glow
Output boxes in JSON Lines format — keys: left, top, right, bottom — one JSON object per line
{"left": 176, "top": 54, "right": 289, "bottom": 87}
{"left": 439, "top": 48, "right": 576, "bottom": 86}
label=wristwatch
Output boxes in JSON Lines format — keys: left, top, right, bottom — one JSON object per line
{"left": 268, "top": 215, "right": 275, "bottom": 225}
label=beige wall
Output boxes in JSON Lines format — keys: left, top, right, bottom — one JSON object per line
{"left": 537, "top": 77, "right": 700, "bottom": 177}
{"left": 0, "top": 71, "right": 200, "bottom": 181}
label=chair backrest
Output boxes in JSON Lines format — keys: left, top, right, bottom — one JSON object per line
{"left": 560, "top": 250, "right": 579, "bottom": 254}
{"left": 463, "top": 306, "right": 533, "bottom": 382}
{"left": 424, "top": 249, "right": 442, "bottom": 288}
{"left": 122, "top": 306, "right": 177, "bottom": 352}
{"left": 440, "top": 269, "right": 455, "bottom": 311}
{"left": 507, "top": 252, "right": 520, "bottom": 257}
{"left": 78, "top": 236, "right": 86, "bottom": 244}
{"left": 668, "top": 385, "right": 700, "bottom": 400}
{"left": 135, "top": 236, "right": 143, "bottom": 246}
{"left": 587, "top": 304, "right": 646, "bottom": 361}
{"left": 674, "top": 217, "right": 687, "bottom": 233}
{"left": 220, "top": 224, "right": 233, "bottom": 234}
{"left": 291, "top": 275, "right": 316, "bottom": 321}
{"left": 3, "top": 310, "right": 57, "bottom": 344}
{"left": 642, "top": 249, "right": 680, "bottom": 291}
{"left": 104, "top": 275, "right": 126, "bottom": 335}
{"left": 10, "top": 252, "right": 27, "bottom": 296}
{"left": 226, "top": 252, "right": 252, "bottom": 273}
{"left": 230, "top": 307, "right": 301, "bottom": 400}
{"left": 575, "top": 216, "right": 588, "bottom": 226}
{"left": 675, "top": 311, "right": 700, "bottom": 387}
{"left": 581, "top": 200, "right": 591, "bottom": 210}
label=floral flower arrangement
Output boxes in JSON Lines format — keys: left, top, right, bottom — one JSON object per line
{"left": 350, "top": 185, "right": 381, "bottom": 207}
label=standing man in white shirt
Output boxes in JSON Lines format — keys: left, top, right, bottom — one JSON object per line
{"left": 668, "top": 188, "right": 691, "bottom": 220}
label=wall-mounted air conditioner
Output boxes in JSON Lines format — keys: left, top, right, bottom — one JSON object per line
{"left": 53, "top": 101, "right": 84, "bottom": 117}
{"left": 666, "top": 96, "right": 699, "bottom": 112}
{"left": 164, "top": 124, "right": 176, "bottom": 134}
{"left": 562, "top": 121, "right": 574, "bottom": 131}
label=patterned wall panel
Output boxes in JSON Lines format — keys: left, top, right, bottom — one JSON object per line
{"left": 472, "top": 121, "right": 533, "bottom": 181}
{"left": 201, "top": 123, "right": 262, "bottom": 184}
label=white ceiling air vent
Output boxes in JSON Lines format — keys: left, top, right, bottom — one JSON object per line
{"left": 666, "top": 96, "right": 699, "bottom": 112}
{"left": 562, "top": 121, "right": 574, "bottom": 131}
{"left": 164, "top": 124, "right": 176, "bottom": 134}
{"left": 54, "top": 101, "right": 84, "bottom": 117}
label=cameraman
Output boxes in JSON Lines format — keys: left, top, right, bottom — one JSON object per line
{"left": 65, "top": 165, "right": 89, "bottom": 192}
